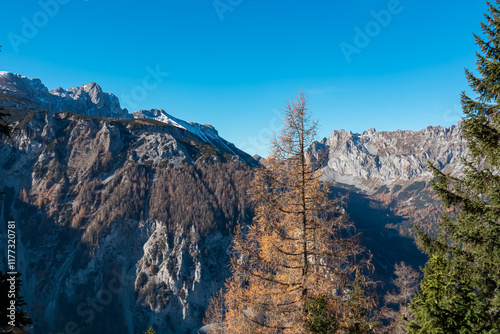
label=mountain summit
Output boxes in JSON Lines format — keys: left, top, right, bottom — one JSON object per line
{"left": 0, "top": 72, "right": 258, "bottom": 333}
{"left": 0, "top": 72, "right": 130, "bottom": 118}
{"left": 0, "top": 72, "right": 255, "bottom": 163}
{"left": 133, "top": 109, "right": 240, "bottom": 156}
{"left": 308, "top": 124, "right": 466, "bottom": 193}
{"left": 0, "top": 71, "right": 469, "bottom": 334}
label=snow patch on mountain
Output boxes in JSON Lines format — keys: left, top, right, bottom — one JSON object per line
{"left": 0, "top": 73, "right": 258, "bottom": 165}
{"left": 133, "top": 109, "right": 238, "bottom": 155}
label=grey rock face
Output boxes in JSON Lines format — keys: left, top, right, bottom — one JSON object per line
{"left": 0, "top": 111, "right": 247, "bottom": 334}
{"left": 308, "top": 124, "right": 467, "bottom": 192}
{"left": 0, "top": 72, "right": 256, "bottom": 165}
{"left": 0, "top": 71, "right": 469, "bottom": 333}
{"left": 133, "top": 109, "right": 257, "bottom": 165}
{"left": 0, "top": 72, "right": 131, "bottom": 118}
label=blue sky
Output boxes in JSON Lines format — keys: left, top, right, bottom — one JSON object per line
{"left": 0, "top": 0, "right": 488, "bottom": 156}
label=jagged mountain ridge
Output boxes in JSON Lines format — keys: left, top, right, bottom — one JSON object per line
{"left": 133, "top": 109, "right": 240, "bottom": 157}
{"left": 0, "top": 110, "right": 254, "bottom": 333}
{"left": 308, "top": 124, "right": 467, "bottom": 193}
{"left": 0, "top": 72, "right": 251, "bottom": 161}
{"left": 0, "top": 72, "right": 130, "bottom": 119}
{"left": 0, "top": 72, "right": 259, "bottom": 333}
{"left": 0, "top": 72, "right": 470, "bottom": 333}
{"left": 305, "top": 124, "right": 468, "bottom": 252}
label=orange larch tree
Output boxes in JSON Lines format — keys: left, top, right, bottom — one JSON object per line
{"left": 205, "top": 91, "right": 376, "bottom": 333}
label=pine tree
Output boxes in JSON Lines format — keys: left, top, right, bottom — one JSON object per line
{"left": 409, "top": 254, "right": 482, "bottom": 333}
{"left": 304, "top": 294, "right": 338, "bottom": 334}
{"left": 205, "top": 91, "right": 374, "bottom": 333}
{"left": 409, "top": 1, "right": 500, "bottom": 332}
{"left": 342, "top": 270, "right": 379, "bottom": 334}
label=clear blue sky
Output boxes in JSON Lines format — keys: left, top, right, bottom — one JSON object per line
{"left": 0, "top": 0, "right": 488, "bottom": 156}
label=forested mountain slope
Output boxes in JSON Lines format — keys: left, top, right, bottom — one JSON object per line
{"left": 0, "top": 73, "right": 467, "bottom": 333}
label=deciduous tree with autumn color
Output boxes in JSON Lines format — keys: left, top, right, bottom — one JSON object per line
{"left": 205, "top": 92, "right": 376, "bottom": 333}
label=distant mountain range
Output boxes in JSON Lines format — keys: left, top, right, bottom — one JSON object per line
{"left": 0, "top": 72, "right": 252, "bottom": 162}
{"left": 0, "top": 72, "right": 468, "bottom": 333}
{"left": 0, "top": 71, "right": 129, "bottom": 119}
{"left": 309, "top": 124, "right": 466, "bottom": 192}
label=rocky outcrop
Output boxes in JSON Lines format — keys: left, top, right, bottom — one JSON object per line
{"left": 0, "top": 72, "right": 130, "bottom": 118}
{"left": 133, "top": 109, "right": 256, "bottom": 165}
{"left": 0, "top": 110, "right": 253, "bottom": 334}
{"left": 0, "top": 72, "right": 256, "bottom": 166}
{"left": 308, "top": 124, "right": 467, "bottom": 193}
{"left": 0, "top": 72, "right": 471, "bottom": 334}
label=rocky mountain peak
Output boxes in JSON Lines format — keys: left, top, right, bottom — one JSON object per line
{"left": 1, "top": 72, "right": 258, "bottom": 167}
{"left": 80, "top": 82, "right": 104, "bottom": 104}
{"left": 83, "top": 81, "right": 101, "bottom": 91}
{"left": 362, "top": 128, "right": 376, "bottom": 136}
{"left": 0, "top": 72, "right": 130, "bottom": 119}
{"left": 48, "top": 81, "right": 126, "bottom": 118}
{"left": 0, "top": 72, "right": 49, "bottom": 98}
{"left": 133, "top": 109, "right": 240, "bottom": 158}
{"left": 309, "top": 123, "right": 467, "bottom": 193}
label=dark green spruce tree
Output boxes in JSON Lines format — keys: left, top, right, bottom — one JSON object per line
{"left": 409, "top": 1, "right": 500, "bottom": 333}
